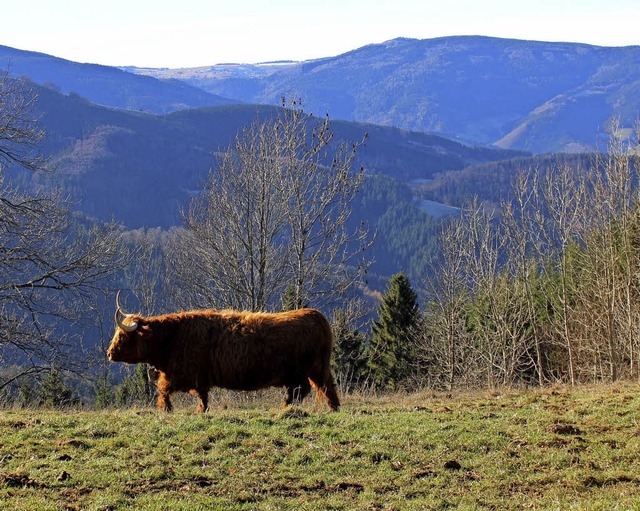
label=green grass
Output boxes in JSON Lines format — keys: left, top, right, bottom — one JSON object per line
{"left": 2, "top": 384, "right": 640, "bottom": 510}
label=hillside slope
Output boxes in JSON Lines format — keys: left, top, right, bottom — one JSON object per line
{"left": 11, "top": 83, "right": 525, "bottom": 229}
{"left": 0, "top": 44, "right": 236, "bottom": 113}
{"left": 131, "top": 36, "right": 640, "bottom": 153}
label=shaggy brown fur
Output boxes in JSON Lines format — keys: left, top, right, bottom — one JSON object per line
{"left": 107, "top": 308, "right": 340, "bottom": 413}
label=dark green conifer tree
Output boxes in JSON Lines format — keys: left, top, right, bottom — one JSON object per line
{"left": 40, "top": 368, "right": 76, "bottom": 408}
{"left": 17, "top": 379, "right": 36, "bottom": 408}
{"left": 115, "top": 364, "right": 156, "bottom": 407}
{"left": 332, "top": 309, "right": 367, "bottom": 388}
{"left": 367, "top": 273, "right": 420, "bottom": 389}
{"left": 93, "top": 374, "right": 114, "bottom": 409}
{"left": 281, "top": 283, "right": 309, "bottom": 311}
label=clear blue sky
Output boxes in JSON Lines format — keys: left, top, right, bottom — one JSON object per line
{"left": 3, "top": 0, "right": 639, "bottom": 68}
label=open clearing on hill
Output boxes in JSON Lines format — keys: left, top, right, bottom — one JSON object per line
{"left": 1, "top": 384, "right": 640, "bottom": 510}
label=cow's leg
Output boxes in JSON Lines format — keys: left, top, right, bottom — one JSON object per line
{"left": 156, "top": 392, "right": 173, "bottom": 412}
{"left": 156, "top": 373, "right": 173, "bottom": 412}
{"left": 283, "top": 386, "right": 294, "bottom": 408}
{"left": 283, "top": 380, "right": 312, "bottom": 408}
{"left": 190, "top": 388, "right": 208, "bottom": 414}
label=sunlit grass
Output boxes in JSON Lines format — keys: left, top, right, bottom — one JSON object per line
{"left": 1, "top": 384, "right": 640, "bottom": 510}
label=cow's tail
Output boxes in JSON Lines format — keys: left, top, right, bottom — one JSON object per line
{"left": 309, "top": 311, "right": 341, "bottom": 411}
{"left": 318, "top": 370, "right": 341, "bottom": 412}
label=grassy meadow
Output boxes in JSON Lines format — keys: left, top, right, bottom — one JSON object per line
{"left": 1, "top": 384, "right": 640, "bottom": 510}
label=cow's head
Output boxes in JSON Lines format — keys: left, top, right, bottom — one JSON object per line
{"left": 107, "top": 291, "right": 148, "bottom": 363}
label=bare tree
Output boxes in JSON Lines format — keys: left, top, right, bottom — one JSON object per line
{"left": 171, "top": 99, "right": 369, "bottom": 311}
{"left": 0, "top": 72, "right": 44, "bottom": 172}
{"left": 574, "top": 120, "right": 640, "bottom": 381}
{"left": 421, "top": 129, "right": 640, "bottom": 388}
{"left": 501, "top": 171, "right": 547, "bottom": 385}
{"left": 171, "top": 117, "right": 290, "bottom": 311}
{"left": 0, "top": 71, "right": 125, "bottom": 389}
{"left": 534, "top": 162, "right": 586, "bottom": 385}
{"left": 424, "top": 191, "right": 547, "bottom": 388}
{"left": 422, "top": 219, "right": 469, "bottom": 389}
{"left": 278, "top": 100, "right": 369, "bottom": 309}
{"left": 124, "top": 228, "right": 167, "bottom": 316}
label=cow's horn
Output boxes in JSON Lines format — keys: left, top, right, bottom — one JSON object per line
{"left": 115, "top": 291, "right": 138, "bottom": 332}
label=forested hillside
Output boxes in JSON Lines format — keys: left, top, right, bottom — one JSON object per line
{"left": 0, "top": 44, "right": 235, "bottom": 112}
{"left": 417, "top": 153, "right": 594, "bottom": 207}
{"left": 8, "top": 82, "right": 524, "bottom": 230}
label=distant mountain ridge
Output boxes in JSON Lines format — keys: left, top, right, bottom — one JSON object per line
{"left": 126, "top": 36, "right": 640, "bottom": 153}
{"left": 3, "top": 37, "right": 639, "bottom": 153}
{"left": 0, "top": 44, "right": 236, "bottom": 113}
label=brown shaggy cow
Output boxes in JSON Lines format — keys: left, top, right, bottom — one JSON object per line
{"left": 107, "top": 294, "right": 340, "bottom": 413}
